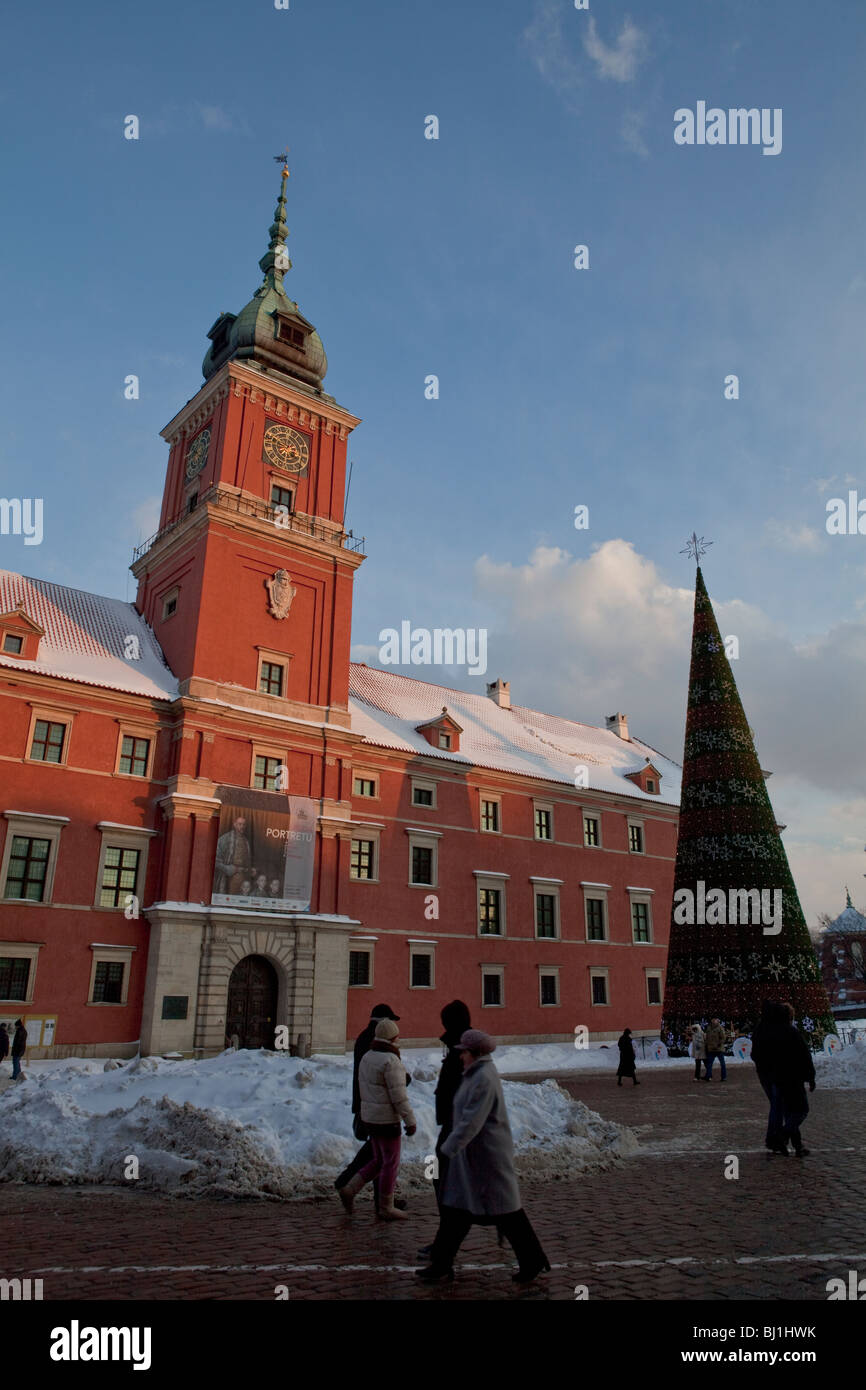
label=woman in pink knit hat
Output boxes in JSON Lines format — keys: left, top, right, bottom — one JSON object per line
{"left": 417, "top": 1029, "right": 550, "bottom": 1285}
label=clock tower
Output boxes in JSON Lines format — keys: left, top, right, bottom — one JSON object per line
{"left": 132, "top": 166, "right": 364, "bottom": 712}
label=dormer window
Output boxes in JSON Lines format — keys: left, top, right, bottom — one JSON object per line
{"left": 0, "top": 607, "right": 44, "bottom": 662}
{"left": 277, "top": 320, "right": 306, "bottom": 351}
{"left": 624, "top": 761, "right": 663, "bottom": 796}
{"left": 416, "top": 707, "right": 463, "bottom": 754}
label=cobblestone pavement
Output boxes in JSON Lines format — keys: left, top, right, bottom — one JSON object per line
{"left": 1, "top": 1067, "right": 863, "bottom": 1301}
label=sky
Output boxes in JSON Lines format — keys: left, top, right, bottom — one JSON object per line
{"left": 1, "top": 0, "right": 864, "bottom": 923}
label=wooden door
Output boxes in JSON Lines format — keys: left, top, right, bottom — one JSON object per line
{"left": 226, "top": 955, "right": 278, "bottom": 1050}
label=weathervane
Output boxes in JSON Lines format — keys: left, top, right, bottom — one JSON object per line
{"left": 273, "top": 147, "right": 290, "bottom": 177}
{"left": 680, "top": 531, "right": 713, "bottom": 563}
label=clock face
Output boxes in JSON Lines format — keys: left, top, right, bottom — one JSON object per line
{"left": 185, "top": 428, "right": 211, "bottom": 481}
{"left": 262, "top": 424, "right": 310, "bottom": 475}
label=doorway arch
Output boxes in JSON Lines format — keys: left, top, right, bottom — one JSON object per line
{"left": 226, "top": 955, "right": 278, "bottom": 1050}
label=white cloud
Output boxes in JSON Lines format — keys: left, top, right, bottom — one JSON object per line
{"left": 583, "top": 16, "right": 649, "bottom": 83}
{"left": 473, "top": 538, "right": 866, "bottom": 922}
{"left": 198, "top": 104, "right": 234, "bottom": 131}
{"left": 763, "top": 519, "right": 823, "bottom": 553}
{"left": 522, "top": 0, "right": 584, "bottom": 109}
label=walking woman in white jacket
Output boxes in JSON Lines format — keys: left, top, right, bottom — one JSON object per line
{"left": 339, "top": 1019, "right": 416, "bottom": 1221}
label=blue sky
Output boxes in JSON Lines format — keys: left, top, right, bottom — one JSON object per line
{"left": 1, "top": 0, "right": 865, "bottom": 920}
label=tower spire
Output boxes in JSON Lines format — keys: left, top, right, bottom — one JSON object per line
{"left": 259, "top": 163, "right": 292, "bottom": 291}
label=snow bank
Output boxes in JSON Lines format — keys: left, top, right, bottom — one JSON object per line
{"left": 815, "top": 1038, "right": 866, "bottom": 1089}
{"left": 0, "top": 1050, "right": 637, "bottom": 1199}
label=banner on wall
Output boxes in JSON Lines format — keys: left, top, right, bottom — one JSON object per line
{"left": 211, "top": 787, "right": 317, "bottom": 912}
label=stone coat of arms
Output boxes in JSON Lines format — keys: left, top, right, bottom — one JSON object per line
{"left": 265, "top": 568, "right": 296, "bottom": 620}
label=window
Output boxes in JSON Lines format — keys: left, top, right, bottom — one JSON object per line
{"left": 350, "top": 839, "right": 376, "bottom": 880}
{"left": 349, "top": 950, "right": 371, "bottom": 986}
{"left": 187, "top": 491, "right": 198, "bottom": 514}
{"left": 438, "top": 730, "right": 452, "bottom": 750}
{"left": 534, "top": 805, "right": 553, "bottom": 840}
{"left": 259, "top": 660, "right": 285, "bottom": 697}
{"left": 646, "top": 972, "right": 663, "bottom": 1006}
{"left": 482, "top": 968, "right": 504, "bottom": 1007}
{"left": 590, "top": 971, "right": 609, "bottom": 1005}
{"left": 0, "top": 956, "right": 30, "bottom": 1000}
{"left": 271, "top": 484, "right": 294, "bottom": 512}
{"left": 411, "top": 845, "right": 433, "bottom": 885}
{"left": 646, "top": 778, "right": 656, "bottom": 794}
{"left": 411, "top": 780, "right": 436, "bottom": 808}
{"left": 92, "top": 960, "right": 125, "bottom": 1003}
{"left": 480, "top": 798, "right": 500, "bottom": 833}
{"left": 3, "top": 836, "right": 50, "bottom": 901}
{"left": 98, "top": 847, "right": 141, "bottom": 909}
{"left": 631, "top": 901, "right": 651, "bottom": 943}
{"left": 585, "top": 897, "right": 607, "bottom": 941}
{"left": 535, "top": 892, "right": 557, "bottom": 939}
{"left": 584, "top": 815, "right": 600, "bottom": 847}
{"left": 540, "top": 972, "right": 559, "bottom": 1006}
{"left": 353, "top": 776, "right": 377, "bottom": 798}
{"left": 628, "top": 823, "right": 644, "bottom": 854}
{"left": 2, "top": 634, "right": 23, "bottom": 654}
{"left": 254, "top": 755, "right": 284, "bottom": 791}
{"left": 479, "top": 887, "right": 502, "bottom": 935}
{"left": 30, "top": 719, "right": 66, "bottom": 764}
{"left": 119, "top": 735, "right": 151, "bottom": 778}
{"left": 162, "top": 589, "right": 178, "bottom": 620}
{"left": 410, "top": 951, "right": 434, "bottom": 988}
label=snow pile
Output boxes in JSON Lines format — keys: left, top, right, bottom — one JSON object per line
{"left": 0, "top": 1049, "right": 636, "bottom": 1199}
{"left": 815, "top": 1038, "right": 866, "bottom": 1089}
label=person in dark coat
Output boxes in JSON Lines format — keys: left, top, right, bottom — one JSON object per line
{"left": 751, "top": 1001, "right": 816, "bottom": 1156}
{"left": 11, "top": 1018, "right": 27, "bottom": 1081}
{"left": 750, "top": 1000, "right": 787, "bottom": 1152}
{"left": 417, "top": 1029, "right": 550, "bottom": 1286}
{"left": 616, "top": 1028, "right": 639, "bottom": 1086}
{"left": 0, "top": 1024, "right": 8, "bottom": 1064}
{"left": 334, "top": 1004, "right": 409, "bottom": 1210}
{"left": 417, "top": 999, "right": 472, "bottom": 1259}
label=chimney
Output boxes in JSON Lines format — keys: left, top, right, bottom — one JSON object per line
{"left": 487, "top": 678, "right": 511, "bottom": 709}
{"left": 606, "top": 712, "right": 629, "bottom": 741}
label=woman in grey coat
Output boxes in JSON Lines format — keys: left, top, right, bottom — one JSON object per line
{"left": 416, "top": 1029, "right": 550, "bottom": 1285}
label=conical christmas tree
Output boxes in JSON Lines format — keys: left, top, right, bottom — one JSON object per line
{"left": 661, "top": 564, "right": 835, "bottom": 1051}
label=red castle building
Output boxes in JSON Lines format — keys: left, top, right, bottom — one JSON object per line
{"left": 0, "top": 173, "right": 680, "bottom": 1058}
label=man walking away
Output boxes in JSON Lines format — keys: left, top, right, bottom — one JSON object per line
{"left": 616, "top": 1028, "right": 639, "bottom": 1086}
{"left": 751, "top": 1000, "right": 787, "bottom": 1152}
{"left": 776, "top": 1003, "right": 817, "bottom": 1157}
{"left": 704, "top": 1018, "right": 728, "bottom": 1081}
{"left": 11, "top": 1018, "right": 27, "bottom": 1081}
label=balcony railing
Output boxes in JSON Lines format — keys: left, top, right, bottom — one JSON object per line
{"left": 132, "top": 485, "right": 365, "bottom": 562}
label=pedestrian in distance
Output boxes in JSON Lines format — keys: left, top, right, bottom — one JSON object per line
{"left": 416, "top": 1029, "right": 550, "bottom": 1286}
{"left": 689, "top": 1022, "right": 707, "bottom": 1080}
{"left": 750, "top": 1000, "right": 788, "bottom": 1152}
{"left": 11, "top": 1018, "right": 27, "bottom": 1081}
{"left": 339, "top": 1019, "right": 416, "bottom": 1220}
{"left": 616, "top": 1028, "right": 639, "bottom": 1086}
{"left": 334, "top": 1002, "right": 409, "bottom": 1212}
{"left": 704, "top": 1018, "right": 728, "bottom": 1081}
{"left": 0, "top": 1023, "right": 8, "bottom": 1066}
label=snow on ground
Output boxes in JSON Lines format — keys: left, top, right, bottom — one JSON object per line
{"left": 0, "top": 1047, "right": 639, "bottom": 1200}
{"left": 815, "top": 1038, "right": 866, "bottom": 1089}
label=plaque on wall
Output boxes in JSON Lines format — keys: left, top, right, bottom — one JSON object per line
{"left": 161, "top": 995, "right": 189, "bottom": 1020}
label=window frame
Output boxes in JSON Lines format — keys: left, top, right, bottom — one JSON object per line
{"left": 411, "top": 778, "right": 437, "bottom": 810}
{"left": 250, "top": 743, "right": 290, "bottom": 791}
{"left": 589, "top": 967, "right": 610, "bottom": 1006}
{"left": 349, "top": 836, "right": 379, "bottom": 882}
{"left": 533, "top": 801, "right": 554, "bottom": 841}
{"left": 479, "top": 793, "right": 502, "bottom": 835}
{"left": 531, "top": 878, "right": 562, "bottom": 940}
{"left": 645, "top": 969, "right": 664, "bottom": 1007}
{"left": 161, "top": 587, "right": 179, "bottom": 621}
{"left": 0, "top": 942, "right": 41, "bottom": 1004}
{"left": 539, "top": 967, "right": 560, "bottom": 1007}
{"left": 93, "top": 823, "right": 157, "bottom": 913}
{"left": 348, "top": 940, "right": 375, "bottom": 989}
{"left": 628, "top": 889, "right": 654, "bottom": 943}
{"left": 474, "top": 870, "right": 508, "bottom": 937}
{"left": 352, "top": 772, "right": 379, "bottom": 800}
{"left": 0, "top": 811, "right": 68, "bottom": 906}
{"left": 87, "top": 945, "right": 136, "bottom": 1006}
{"left": 406, "top": 829, "right": 441, "bottom": 888}
{"left": 114, "top": 724, "right": 155, "bottom": 780}
{"left": 583, "top": 811, "right": 602, "bottom": 848}
{"left": 25, "top": 706, "right": 75, "bottom": 767}
{"left": 481, "top": 964, "right": 505, "bottom": 1008}
{"left": 581, "top": 883, "right": 611, "bottom": 942}
{"left": 628, "top": 819, "right": 646, "bottom": 855}
{"left": 409, "top": 941, "right": 436, "bottom": 990}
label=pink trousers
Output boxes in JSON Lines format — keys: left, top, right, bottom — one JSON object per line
{"left": 358, "top": 1135, "right": 402, "bottom": 1195}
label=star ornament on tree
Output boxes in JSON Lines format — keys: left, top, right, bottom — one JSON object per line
{"left": 681, "top": 532, "right": 714, "bottom": 562}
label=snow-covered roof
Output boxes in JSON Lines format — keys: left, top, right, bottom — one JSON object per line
{"left": 348, "top": 664, "right": 681, "bottom": 804}
{"left": 824, "top": 902, "right": 866, "bottom": 937}
{"left": 0, "top": 570, "right": 178, "bottom": 701}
